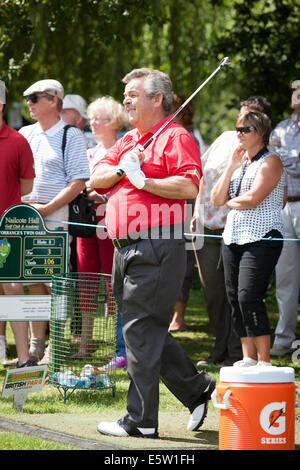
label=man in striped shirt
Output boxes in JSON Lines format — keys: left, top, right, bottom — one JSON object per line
{"left": 19, "top": 79, "right": 90, "bottom": 362}
{"left": 269, "top": 81, "right": 300, "bottom": 357}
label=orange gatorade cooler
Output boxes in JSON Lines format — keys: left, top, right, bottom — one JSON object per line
{"left": 211, "top": 366, "right": 300, "bottom": 450}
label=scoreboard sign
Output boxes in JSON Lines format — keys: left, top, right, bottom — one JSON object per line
{"left": 0, "top": 203, "right": 68, "bottom": 282}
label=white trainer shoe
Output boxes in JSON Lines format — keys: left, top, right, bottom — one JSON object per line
{"left": 233, "top": 357, "right": 257, "bottom": 367}
{"left": 257, "top": 361, "right": 273, "bottom": 366}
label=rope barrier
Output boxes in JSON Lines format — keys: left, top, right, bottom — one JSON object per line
{"left": 44, "top": 219, "right": 300, "bottom": 243}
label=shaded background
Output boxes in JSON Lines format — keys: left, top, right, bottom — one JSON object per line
{"left": 1, "top": 0, "right": 299, "bottom": 144}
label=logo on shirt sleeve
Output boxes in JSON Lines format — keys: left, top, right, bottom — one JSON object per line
{"left": 186, "top": 168, "right": 201, "bottom": 181}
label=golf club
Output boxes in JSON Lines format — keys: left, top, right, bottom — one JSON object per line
{"left": 117, "top": 56, "right": 231, "bottom": 176}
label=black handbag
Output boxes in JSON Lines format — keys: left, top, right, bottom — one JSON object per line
{"left": 68, "top": 189, "right": 97, "bottom": 238}
{"left": 62, "top": 125, "right": 97, "bottom": 238}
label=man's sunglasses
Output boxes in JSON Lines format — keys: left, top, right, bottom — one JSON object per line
{"left": 235, "top": 126, "right": 256, "bottom": 134}
{"left": 25, "top": 93, "right": 53, "bottom": 104}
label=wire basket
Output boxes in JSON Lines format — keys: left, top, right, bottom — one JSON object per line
{"left": 48, "top": 272, "right": 117, "bottom": 402}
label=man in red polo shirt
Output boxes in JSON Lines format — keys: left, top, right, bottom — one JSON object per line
{"left": 91, "top": 68, "right": 215, "bottom": 439}
{"left": 0, "top": 80, "right": 36, "bottom": 367}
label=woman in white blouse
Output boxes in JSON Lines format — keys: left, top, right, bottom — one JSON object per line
{"left": 211, "top": 111, "right": 285, "bottom": 366}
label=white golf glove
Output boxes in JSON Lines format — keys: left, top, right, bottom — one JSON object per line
{"left": 118, "top": 150, "right": 146, "bottom": 189}
{"left": 127, "top": 169, "right": 146, "bottom": 189}
{"left": 118, "top": 151, "right": 140, "bottom": 175}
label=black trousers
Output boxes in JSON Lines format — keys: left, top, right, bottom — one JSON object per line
{"left": 222, "top": 230, "right": 283, "bottom": 338}
{"left": 112, "top": 237, "right": 212, "bottom": 428}
{"left": 194, "top": 227, "right": 242, "bottom": 361}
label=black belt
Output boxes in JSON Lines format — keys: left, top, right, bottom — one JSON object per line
{"left": 287, "top": 195, "right": 300, "bottom": 202}
{"left": 112, "top": 235, "right": 144, "bottom": 249}
{"left": 112, "top": 224, "right": 183, "bottom": 249}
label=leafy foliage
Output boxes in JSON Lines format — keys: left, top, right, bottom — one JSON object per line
{"left": 212, "top": 0, "right": 300, "bottom": 126}
{"left": 0, "top": 0, "right": 299, "bottom": 142}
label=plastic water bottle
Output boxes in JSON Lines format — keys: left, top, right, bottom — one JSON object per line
{"left": 80, "top": 364, "right": 94, "bottom": 378}
{"left": 52, "top": 370, "right": 77, "bottom": 387}
{"left": 88, "top": 375, "right": 96, "bottom": 386}
{"left": 65, "top": 374, "right": 77, "bottom": 387}
{"left": 98, "top": 374, "right": 111, "bottom": 388}
{"left": 52, "top": 372, "right": 62, "bottom": 383}
{"left": 76, "top": 376, "right": 91, "bottom": 389}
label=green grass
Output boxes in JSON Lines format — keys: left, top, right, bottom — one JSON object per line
{"left": 0, "top": 431, "right": 81, "bottom": 450}
{"left": 0, "top": 283, "right": 299, "bottom": 448}
{"left": 179, "top": 286, "right": 300, "bottom": 376}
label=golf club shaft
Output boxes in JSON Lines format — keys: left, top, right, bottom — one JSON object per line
{"left": 117, "top": 57, "right": 231, "bottom": 176}
{"left": 143, "top": 57, "right": 231, "bottom": 150}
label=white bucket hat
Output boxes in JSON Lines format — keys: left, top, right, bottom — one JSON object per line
{"left": 0, "top": 80, "right": 6, "bottom": 104}
{"left": 62, "top": 94, "right": 88, "bottom": 119}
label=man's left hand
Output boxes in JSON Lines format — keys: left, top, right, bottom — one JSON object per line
{"left": 127, "top": 169, "right": 146, "bottom": 189}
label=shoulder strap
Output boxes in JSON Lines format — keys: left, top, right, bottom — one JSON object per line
{"left": 234, "top": 146, "right": 269, "bottom": 197}
{"left": 234, "top": 162, "right": 248, "bottom": 198}
{"left": 62, "top": 124, "right": 75, "bottom": 158}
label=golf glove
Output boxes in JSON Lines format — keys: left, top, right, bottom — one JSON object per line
{"left": 118, "top": 151, "right": 140, "bottom": 175}
{"left": 127, "top": 169, "right": 146, "bottom": 189}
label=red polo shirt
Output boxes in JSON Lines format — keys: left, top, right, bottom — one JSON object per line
{"left": 0, "top": 121, "right": 35, "bottom": 216}
{"left": 93, "top": 117, "right": 202, "bottom": 238}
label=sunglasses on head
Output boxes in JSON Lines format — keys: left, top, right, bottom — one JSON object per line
{"left": 235, "top": 126, "right": 256, "bottom": 134}
{"left": 25, "top": 93, "right": 53, "bottom": 104}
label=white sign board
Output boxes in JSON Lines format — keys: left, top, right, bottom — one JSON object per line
{"left": 2, "top": 365, "right": 48, "bottom": 409}
{"left": 0, "top": 295, "right": 51, "bottom": 321}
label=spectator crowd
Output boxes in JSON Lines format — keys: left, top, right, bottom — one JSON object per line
{"left": 0, "top": 71, "right": 299, "bottom": 438}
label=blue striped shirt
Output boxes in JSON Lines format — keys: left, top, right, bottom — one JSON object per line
{"left": 269, "top": 113, "right": 300, "bottom": 198}
{"left": 19, "top": 118, "right": 90, "bottom": 203}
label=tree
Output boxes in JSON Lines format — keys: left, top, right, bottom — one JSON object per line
{"left": 212, "top": 0, "right": 300, "bottom": 126}
{"left": 1, "top": 0, "right": 233, "bottom": 141}
{"left": 1, "top": 0, "right": 298, "bottom": 141}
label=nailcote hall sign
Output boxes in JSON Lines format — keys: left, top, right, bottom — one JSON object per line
{"left": 0, "top": 203, "right": 68, "bottom": 282}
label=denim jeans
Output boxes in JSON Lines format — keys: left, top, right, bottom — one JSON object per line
{"left": 116, "top": 309, "right": 126, "bottom": 357}
{"left": 222, "top": 230, "right": 283, "bottom": 338}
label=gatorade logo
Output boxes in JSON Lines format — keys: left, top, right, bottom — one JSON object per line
{"left": 260, "top": 402, "right": 286, "bottom": 434}
{"left": 260, "top": 402, "right": 287, "bottom": 445}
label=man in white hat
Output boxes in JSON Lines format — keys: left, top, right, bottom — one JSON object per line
{"left": 61, "top": 94, "right": 88, "bottom": 129}
{"left": 61, "top": 94, "right": 96, "bottom": 148}
{"left": 18, "top": 79, "right": 90, "bottom": 363}
{"left": 0, "top": 80, "right": 36, "bottom": 367}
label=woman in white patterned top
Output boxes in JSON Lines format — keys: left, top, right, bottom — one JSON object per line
{"left": 211, "top": 111, "right": 285, "bottom": 367}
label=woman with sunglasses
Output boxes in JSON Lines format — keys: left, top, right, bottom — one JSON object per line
{"left": 211, "top": 111, "right": 286, "bottom": 366}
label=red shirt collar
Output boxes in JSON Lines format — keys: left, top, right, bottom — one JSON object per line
{"left": 136, "top": 115, "right": 172, "bottom": 146}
